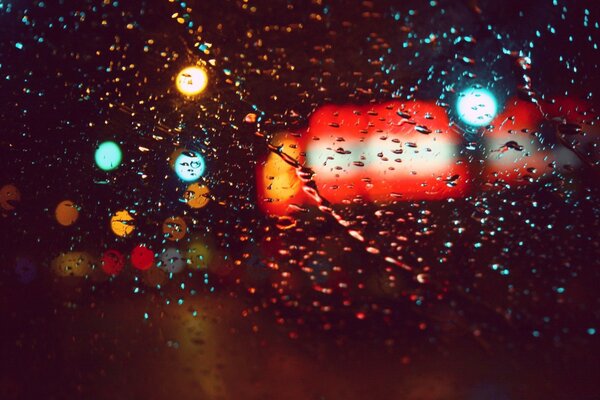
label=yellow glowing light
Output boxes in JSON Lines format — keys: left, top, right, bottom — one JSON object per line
{"left": 184, "top": 183, "right": 210, "bottom": 209}
{"left": 110, "top": 210, "right": 135, "bottom": 237}
{"left": 186, "top": 238, "right": 212, "bottom": 270}
{"left": 52, "top": 252, "right": 94, "bottom": 277}
{"left": 262, "top": 137, "right": 302, "bottom": 201}
{"left": 176, "top": 66, "right": 208, "bottom": 96}
{"left": 55, "top": 200, "right": 79, "bottom": 226}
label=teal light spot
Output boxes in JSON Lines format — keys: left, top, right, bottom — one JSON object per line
{"left": 456, "top": 87, "right": 498, "bottom": 127}
{"left": 175, "top": 151, "right": 206, "bottom": 182}
{"left": 95, "top": 141, "right": 122, "bottom": 171}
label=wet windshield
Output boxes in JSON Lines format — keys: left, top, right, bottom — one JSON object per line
{"left": 1, "top": 0, "right": 599, "bottom": 398}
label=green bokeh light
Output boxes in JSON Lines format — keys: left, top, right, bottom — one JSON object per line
{"left": 95, "top": 141, "right": 122, "bottom": 171}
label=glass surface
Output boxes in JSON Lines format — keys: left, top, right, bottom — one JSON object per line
{"left": 1, "top": 0, "right": 599, "bottom": 399}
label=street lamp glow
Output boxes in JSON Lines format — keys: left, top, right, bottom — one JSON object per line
{"left": 456, "top": 87, "right": 498, "bottom": 127}
{"left": 95, "top": 141, "right": 122, "bottom": 171}
{"left": 175, "top": 151, "right": 206, "bottom": 182}
{"left": 176, "top": 66, "right": 208, "bottom": 96}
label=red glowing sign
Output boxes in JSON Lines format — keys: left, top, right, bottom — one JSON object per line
{"left": 257, "top": 97, "right": 596, "bottom": 215}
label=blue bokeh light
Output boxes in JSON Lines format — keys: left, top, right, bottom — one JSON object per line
{"left": 456, "top": 87, "right": 498, "bottom": 127}
{"left": 175, "top": 151, "right": 206, "bottom": 182}
{"left": 95, "top": 141, "right": 122, "bottom": 171}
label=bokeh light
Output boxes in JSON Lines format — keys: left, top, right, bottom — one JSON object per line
{"left": 94, "top": 141, "right": 122, "bottom": 171}
{"left": 175, "top": 66, "right": 208, "bottom": 96}
{"left": 159, "top": 247, "right": 185, "bottom": 274}
{"left": 186, "top": 237, "right": 212, "bottom": 270}
{"left": 174, "top": 151, "right": 206, "bottom": 182}
{"left": 162, "top": 216, "right": 187, "bottom": 241}
{"left": 14, "top": 258, "right": 36, "bottom": 284}
{"left": 101, "top": 249, "right": 125, "bottom": 276}
{"left": 456, "top": 87, "right": 498, "bottom": 127}
{"left": 51, "top": 252, "right": 94, "bottom": 277}
{"left": 142, "top": 266, "right": 167, "bottom": 288}
{"left": 183, "top": 183, "right": 210, "bottom": 209}
{"left": 0, "top": 184, "right": 20, "bottom": 211}
{"left": 55, "top": 200, "right": 79, "bottom": 226}
{"left": 110, "top": 209, "right": 135, "bottom": 237}
{"left": 130, "top": 245, "right": 154, "bottom": 271}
